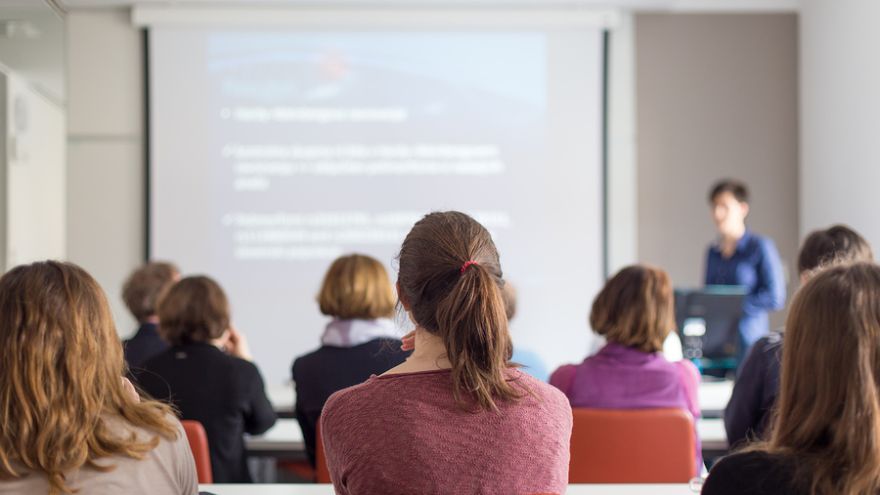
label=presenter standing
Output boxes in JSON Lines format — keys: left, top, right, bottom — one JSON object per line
{"left": 705, "top": 180, "right": 785, "bottom": 356}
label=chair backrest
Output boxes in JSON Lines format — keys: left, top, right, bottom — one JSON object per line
{"left": 569, "top": 407, "right": 695, "bottom": 483}
{"left": 180, "top": 420, "right": 213, "bottom": 484}
{"left": 315, "top": 421, "right": 331, "bottom": 483}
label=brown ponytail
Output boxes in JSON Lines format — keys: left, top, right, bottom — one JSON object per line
{"left": 397, "top": 211, "right": 522, "bottom": 411}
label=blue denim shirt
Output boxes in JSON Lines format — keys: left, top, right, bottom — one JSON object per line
{"left": 705, "top": 230, "right": 786, "bottom": 348}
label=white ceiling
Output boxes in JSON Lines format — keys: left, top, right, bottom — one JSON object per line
{"left": 55, "top": 0, "right": 799, "bottom": 11}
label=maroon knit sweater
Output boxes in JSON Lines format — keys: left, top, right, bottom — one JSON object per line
{"left": 320, "top": 368, "right": 572, "bottom": 495}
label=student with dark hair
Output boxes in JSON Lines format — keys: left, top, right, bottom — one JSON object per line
{"left": 704, "top": 262, "right": 880, "bottom": 495}
{"left": 549, "top": 265, "right": 702, "bottom": 475}
{"left": 121, "top": 261, "right": 179, "bottom": 368}
{"left": 705, "top": 179, "right": 786, "bottom": 355}
{"left": 137, "top": 276, "right": 276, "bottom": 483}
{"left": 292, "top": 254, "right": 407, "bottom": 467}
{"left": 320, "top": 211, "right": 572, "bottom": 495}
{"left": 724, "top": 224, "right": 873, "bottom": 447}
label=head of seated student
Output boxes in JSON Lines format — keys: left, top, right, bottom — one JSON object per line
{"left": 318, "top": 253, "right": 395, "bottom": 322}
{"left": 157, "top": 275, "right": 235, "bottom": 350}
{"left": 708, "top": 179, "right": 750, "bottom": 242}
{"left": 502, "top": 281, "right": 517, "bottom": 321}
{"left": 590, "top": 265, "right": 674, "bottom": 354}
{"left": 0, "top": 261, "right": 180, "bottom": 494}
{"left": 122, "top": 261, "right": 179, "bottom": 325}
{"left": 763, "top": 262, "right": 880, "bottom": 494}
{"left": 797, "top": 224, "right": 874, "bottom": 282}
{"left": 396, "top": 210, "right": 518, "bottom": 410}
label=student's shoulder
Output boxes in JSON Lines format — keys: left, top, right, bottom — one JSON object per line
{"left": 515, "top": 370, "right": 572, "bottom": 414}
{"left": 321, "top": 379, "right": 380, "bottom": 421}
{"left": 752, "top": 333, "right": 784, "bottom": 359}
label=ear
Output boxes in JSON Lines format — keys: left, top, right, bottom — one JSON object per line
{"left": 741, "top": 201, "right": 750, "bottom": 218}
{"left": 396, "top": 281, "right": 411, "bottom": 311}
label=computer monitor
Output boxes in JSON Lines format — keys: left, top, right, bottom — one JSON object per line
{"left": 674, "top": 286, "right": 747, "bottom": 374}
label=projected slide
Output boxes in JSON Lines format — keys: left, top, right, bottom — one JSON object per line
{"left": 150, "top": 28, "right": 604, "bottom": 385}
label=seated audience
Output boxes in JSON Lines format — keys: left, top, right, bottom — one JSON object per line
{"left": 320, "top": 211, "right": 572, "bottom": 495}
{"left": 725, "top": 225, "right": 873, "bottom": 447}
{"left": 0, "top": 261, "right": 197, "bottom": 495}
{"left": 137, "top": 276, "right": 276, "bottom": 483}
{"left": 703, "top": 262, "right": 880, "bottom": 495}
{"left": 292, "top": 253, "right": 407, "bottom": 467}
{"left": 122, "top": 261, "right": 179, "bottom": 368}
{"left": 549, "top": 265, "right": 702, "bottom": 474}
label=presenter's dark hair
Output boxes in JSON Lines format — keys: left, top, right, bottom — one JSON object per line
{"left": 157, "top": 276, "right": 230, "bottom": 345}
{"left": 709, "top": 179, "right": 749, "bottom": 203}
{"left": 797, "top": 225, "right": 874, "bottom": 275}
{"left": 396, "top": 211, "right": 519, "bottom": 411}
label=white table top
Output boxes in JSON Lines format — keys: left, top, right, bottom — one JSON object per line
{"left": 247, "top": 418, "right": 304, "bottom": 452}
{"left": 698, "top": 380, "right": 733, "bottom": 417}
{"left": 268, "top": 378, "right": 733, "bottom": 417}
{"left": 268, "top": 383, "right": 295, "bottom": 416}
{"left": 200, "top": 483, "right": 695, "bottom": 495}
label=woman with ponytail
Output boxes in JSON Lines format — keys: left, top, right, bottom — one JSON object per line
{"left": 320, "top": 211, "right": 572, "bottom": 495}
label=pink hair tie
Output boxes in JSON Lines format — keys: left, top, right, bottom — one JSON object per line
{"left": 460, "top": 260, "right": 479, "bottom": 274}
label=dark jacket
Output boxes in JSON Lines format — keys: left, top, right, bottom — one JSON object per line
{"left": 123, "top": 322, "right": 169, "bottom": 369}
{"left": 703, "top": 451, "right": 802, "bottom": 495}
{"left": 138, "top": 343, "right": 277, "bottom": 483}
{"left": 724, "top": 332, "right": 783, "bottom": 447}
{"left": 292, "top": 338, "right": 407, "bottom": 466}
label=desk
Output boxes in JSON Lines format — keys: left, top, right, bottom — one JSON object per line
{"left": 200, "top": 484, "right": 695, "bottom": 495}
{"left": 698, "top": 380, "right": 733, "bottom": 418}
{"left": 268, "top": 379, "right": 734, "bottom": 419}
{"left": 247, "top": 419, "right": 304, "bottom": 456}
{"left": 268, "top": 383, "right": 295, "bottom": 419}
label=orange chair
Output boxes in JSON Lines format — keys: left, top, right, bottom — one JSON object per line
{"left": 181, "top": 420, "right": 213, "bottom": 484}
{"left": 315, "top": 421, "right": 331, "bottom": 483}
{"left": 568, "top": 408, "right": 695, "bottom": 483}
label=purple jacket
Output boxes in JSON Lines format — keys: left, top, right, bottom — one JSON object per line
{"left": 550, "top": 342, "right": 702, "bottom": 474}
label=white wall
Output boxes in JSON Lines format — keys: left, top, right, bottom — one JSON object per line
{"left": 67, "top": 9, "right": 144, "bottom": 335}
{"left": 799, "top": 0, "right": 880, "bottom": 250}
{"left": 2, "top": 70, "right": 67, "bottom": 268}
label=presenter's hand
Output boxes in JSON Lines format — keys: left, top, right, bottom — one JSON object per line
{"left": 401, "top": 331, "right": 415, "bottom": 352}
{"left": 226, "top": 326, "right": 253, "bottom": 362}
{"left": 121, "top": 377, "right": 140, "bottom": 403}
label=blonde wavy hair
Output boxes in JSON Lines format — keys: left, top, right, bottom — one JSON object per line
{"left": 0, "top": 261, "right": 179, "bottom": 495}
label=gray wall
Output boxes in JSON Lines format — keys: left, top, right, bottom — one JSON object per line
{"left": 67, "top": 9, "right": 144, "bottom": 334}
{"left": 635, "top": 13, "right": 799, "bottom": 325}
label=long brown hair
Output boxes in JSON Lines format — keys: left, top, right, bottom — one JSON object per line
{"left": 760, "top": 262, "right": 880, "bottom": 495}
{"left": 0, "top": 261, "right": 179, "bottom": 495}
{"left": 590, "top": 265, "right": 674, "bottom": 353}
{"left": 397, "top": 211, "right": 519, "bottom": 411}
